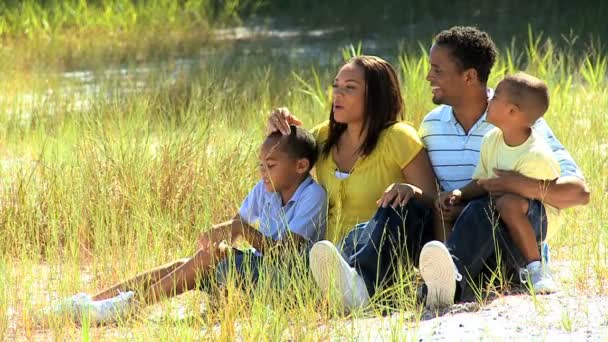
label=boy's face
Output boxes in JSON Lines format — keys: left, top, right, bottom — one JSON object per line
{"left": 487, "top": 81, "right": 516, "bottom": 128}
{"left": 258, "top": 138, "right": 307, "bottom": 193}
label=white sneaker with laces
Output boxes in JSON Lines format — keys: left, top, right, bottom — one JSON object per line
{"left": 419, "top": 241, "right": 462, "bottom": 309}
{"left": 309, "top": 240, "right": 370, "bottom": 311}
{"left": 83, "top": 290, "right": 136, "bottom": 325}
{"left": 520, "top": 260, "right": 559, "bottom": 294}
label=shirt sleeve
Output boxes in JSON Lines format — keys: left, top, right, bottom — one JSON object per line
{"left": 516, "top": 150, "right": 561, "bottom": 181}
{"left": 287, "top": 185, "right": 327, "bottom": 242}
{"left": 238, "top": 181, "right": 264, "bottom": 225}
{"left": 533, "top": 119, "right": 584, "bottom": 180}
{"left": 386, "top": 122, "right": 424, "bottom": 169}
{"left": 418, "top": 120, "right": 430, "bottom": 148}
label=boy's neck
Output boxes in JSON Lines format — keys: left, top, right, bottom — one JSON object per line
{"left": 278, "top": 174, "right": 309, "bottom": 206}
{"left": 502, "top": 126, "right": 532, "bottom": 147}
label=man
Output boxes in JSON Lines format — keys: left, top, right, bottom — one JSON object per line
{"left": 308, "top": 26, "right": 589, "bottom": 310}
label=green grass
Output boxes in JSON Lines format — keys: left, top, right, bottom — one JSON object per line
{"left": 0, "top": 27, "right": 606, "bottom": 339}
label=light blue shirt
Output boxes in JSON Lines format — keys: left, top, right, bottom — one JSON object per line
{"left": 419, "top": 89, "right": 584, "bottom": 191}
{"left": 239, "top": 175, "right": 327, "bottom": 247}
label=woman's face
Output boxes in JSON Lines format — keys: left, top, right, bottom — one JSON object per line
{"left": 332, "top": 62, "right": 366, "bottom": 125}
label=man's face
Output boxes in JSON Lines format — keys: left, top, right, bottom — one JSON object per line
{"left": 426, "top": 44, "right": 467, "bottom": 105}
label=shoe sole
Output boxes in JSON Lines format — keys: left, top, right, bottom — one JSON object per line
{"left": 310, "top": 240, "right": 358, "bottom": 310}
{"left": 419, "top": 241, "right": 456, "bottom": 309}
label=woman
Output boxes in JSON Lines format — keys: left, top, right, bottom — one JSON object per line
{"left": 268, "top": 55, "right": 437, "bottom": 243}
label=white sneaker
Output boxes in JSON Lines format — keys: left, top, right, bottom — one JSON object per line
{"left": 419, "top": 241, "right": 462, "bottom": 309}
{"left": 36, "top": 292, "right": 92, "bottom": 324}
{"left": 82, "top": 291, "right": 136, "bottom": 325}
{"left": 309, "top": 240, "right": 370, "bottom": 311}
{"left": 520, "top": 261, "right": 559, "bottom": 294}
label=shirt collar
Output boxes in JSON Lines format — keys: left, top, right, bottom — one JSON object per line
{"left": 269, "top": 175, "right": 313, "bottom": 207}
{"left": 440, "top": 88, "right": 494, "bottom": 125}
{"left": 288, "top": 175, "right": 313, "bottom": 204}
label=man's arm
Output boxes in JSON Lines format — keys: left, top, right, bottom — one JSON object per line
{"left": 478, "top": 171, "right": 590, "bottom": 209}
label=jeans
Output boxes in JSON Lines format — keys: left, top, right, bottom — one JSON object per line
{"left": 446, "top": 196, "right": 548, "bottom": 301}
{"left": 339, "top": 199, "right": 434, "bottom": 297}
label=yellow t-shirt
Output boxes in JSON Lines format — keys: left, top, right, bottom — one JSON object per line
{"left": 473, "top": 127, "right": 561, "bottom": 232}
{"left": 311, "top": 121, "right": 423, "bottom": 243}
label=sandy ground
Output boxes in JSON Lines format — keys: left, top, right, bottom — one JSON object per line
{"left": 322, "top": 292, "right": 608, "bottom": 341}
{"left": 12, "top": 261, "right": 608, "bottom": 341}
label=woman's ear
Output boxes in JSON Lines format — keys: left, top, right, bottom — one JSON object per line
{"left": 296, "top": 158, "right": 310, "bottom": 174}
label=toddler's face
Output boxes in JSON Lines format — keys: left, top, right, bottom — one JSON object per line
{"left": 487, "top": 81, "right": 513, "bottom": 128}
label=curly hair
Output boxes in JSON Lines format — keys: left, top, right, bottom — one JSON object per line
{"left": 435, "top": 26, "right": 497, "bottom": 84}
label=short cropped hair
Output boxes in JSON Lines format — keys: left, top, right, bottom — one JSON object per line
{"left": 502, "top": 72, "right": 550, "bottom": 123}
{"left": 435, "top": 26, "right": 497, "bottom": 83}
{"left": 266, "top": 125, "right": 318, "bottom": 170}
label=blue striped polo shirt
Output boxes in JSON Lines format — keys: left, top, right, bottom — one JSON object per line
{"left": 419, "top": 90, "right": 584, "bottom": 191}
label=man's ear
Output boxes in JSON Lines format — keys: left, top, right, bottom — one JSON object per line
{"left": 296, "top": 158, "right": 310, "bottom": 174}
{"left": 464, "top": 68, "right": 479, "bottom": 85}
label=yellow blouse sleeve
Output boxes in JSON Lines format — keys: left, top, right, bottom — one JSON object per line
{"left": 383, "top": 122, "right": 424, "bottom": 169}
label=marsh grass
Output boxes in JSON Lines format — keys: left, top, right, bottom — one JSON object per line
{"left": 0, "top": 27, "right": 606, "bottom": 340}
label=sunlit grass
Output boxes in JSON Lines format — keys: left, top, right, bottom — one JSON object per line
{"left": 0, "top": 29, "right": 606, "bottom": 339}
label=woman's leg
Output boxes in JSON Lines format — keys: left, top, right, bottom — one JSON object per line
{"left": 347, "top": 199, "right": 433, "bottom": 296}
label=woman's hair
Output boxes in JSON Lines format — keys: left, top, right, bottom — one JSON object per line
{"left": 322, "top": 55, "right": 404, "bottom": 157}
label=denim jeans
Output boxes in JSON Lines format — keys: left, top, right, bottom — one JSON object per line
{"left": 339, "top": 199, "right": 434, "bottom": 297}
{"left": 446, "top": 196, "right": 548, "bottom": 301}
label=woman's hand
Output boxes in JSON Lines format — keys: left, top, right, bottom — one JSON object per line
{"left": 267, "top": 107, "right": 303, "bottom": 135}
{"left": 377, "top": 183, "right": 419, "bottom": 208}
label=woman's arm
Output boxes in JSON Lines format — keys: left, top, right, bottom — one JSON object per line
{"left": 267, "top": 107, "right": 303, "bottom": 135}
{"left": 377, "top": 149, "right": 439, "bottom": 208}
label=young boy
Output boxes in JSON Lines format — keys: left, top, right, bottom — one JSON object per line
{"left": 43, "top": 126, "right": 327, "bottom": 325}
{"left": 435, "top": 72, "right": 560, "bottom": 294}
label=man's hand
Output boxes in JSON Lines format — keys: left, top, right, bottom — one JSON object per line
{"left": 477, "top": 169, "right": 533, "bottom": 197}
{"left": 377, "top": 183, "right": 418, "bottom": 208}
{"left": 436, "top": 190, "right": 462, "bottom": 210}
{"left": 267, "top": 107, "right": 303, "bottom": 135}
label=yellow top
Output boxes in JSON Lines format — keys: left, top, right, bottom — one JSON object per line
{"left": 311, "top": 121, "right": 423, "bottom": 243}
{"left": 473, "top": 127, "right": 561, "bottom": 233}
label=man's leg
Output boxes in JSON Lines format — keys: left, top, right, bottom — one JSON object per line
{"left": 422, "top": 196, "right": 548, "bottom": 306}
